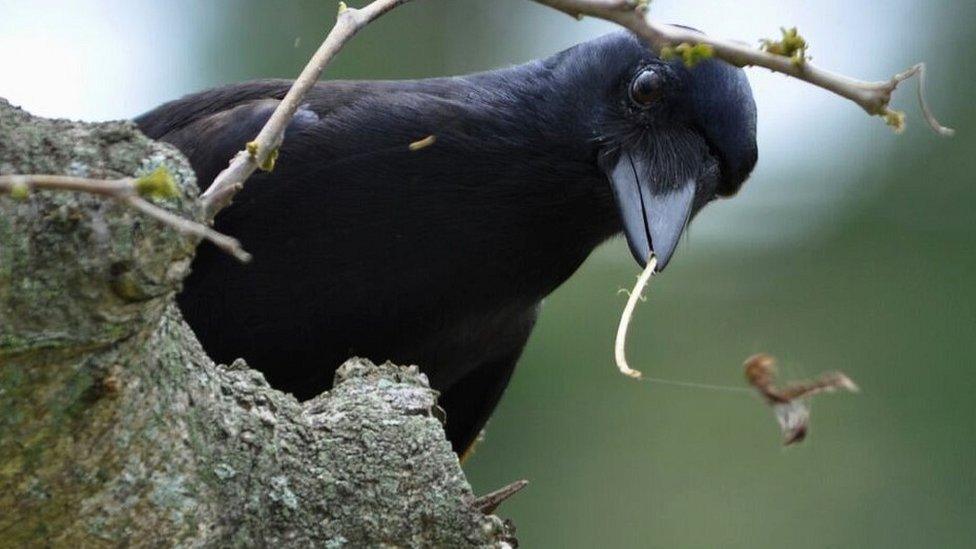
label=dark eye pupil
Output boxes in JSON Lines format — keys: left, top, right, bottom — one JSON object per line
{"left": 630, "top": 69, "right": 662, "bottom": 105}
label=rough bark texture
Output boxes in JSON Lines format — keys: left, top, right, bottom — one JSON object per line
{"left": 0, "top": 99, "right": 515, "bottom": 547}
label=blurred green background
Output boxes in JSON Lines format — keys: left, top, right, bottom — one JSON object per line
{"left": 2, "top": 1, "right": 973, "bottom": 547}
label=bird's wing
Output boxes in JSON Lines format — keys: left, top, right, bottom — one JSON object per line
{"left": 135, "top": 79, "right": 476, "bottom": 193}
{"left": 135, "top": 80, "right": 317, "bottom": 192}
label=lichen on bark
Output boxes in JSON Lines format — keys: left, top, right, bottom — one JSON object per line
{"left": 0, "top": 99, "right": 515, "bottom": 547}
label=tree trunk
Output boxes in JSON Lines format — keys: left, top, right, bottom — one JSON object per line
{"left": 0, "top": 99, "right": 515, "bottom": 547}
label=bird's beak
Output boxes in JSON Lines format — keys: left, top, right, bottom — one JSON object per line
{"left": 603, "top": 150, "right": 696, "bottom": 271}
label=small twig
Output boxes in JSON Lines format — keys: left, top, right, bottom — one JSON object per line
{"left": 896, "top": 63, "right": 951, "bottom": 136}
{"left": 199, "top": 0, "right": 413, "bottom": 220}
{"left": 0, "top": 174, "right": 134, "bottom": 198}
{"left": 123, "top": 195, "right": 251, "bottom": 262}
{"left": 472, "top": 479, "right": 529, "bottom": 514}
{"left": 614, "top": 255, "right": 658, "bottom": 379}
{"left": 0, "top": 174, "right": 250, "bottom": 262}
{"left": 532, "top": 0, "right": 954, "bottom": 136}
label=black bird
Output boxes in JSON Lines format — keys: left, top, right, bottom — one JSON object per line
{"left": 136, "top": 30, "right": 757, "bottom": 454}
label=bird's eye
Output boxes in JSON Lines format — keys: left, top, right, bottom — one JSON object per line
{"left": 629, "top": 69, "right": 664, "bottom": 106}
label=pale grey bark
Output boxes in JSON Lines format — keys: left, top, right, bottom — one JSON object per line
{"left": 0, "top": 99, "right": 515, "bottom": 547}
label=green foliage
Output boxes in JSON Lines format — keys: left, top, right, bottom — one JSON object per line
{"left": 246, "top": 140, "right": 279, "bottom": 171}
{"left": 882, "top": 108, "right": 907, "bottom": 133}
{"left": 9, "top": 181, "right": 29, "bottom": 200}
{"left": 262, "top": 148, "right": 279, "bottom": 171}
{"left": 660, "top": 42, "right": 715, "bottom": 68}
{"left": 760, "top": 27, "right": 809, "bottom": 67}
{"left": 134, "top": 166, "right": 178, "bottom": 200}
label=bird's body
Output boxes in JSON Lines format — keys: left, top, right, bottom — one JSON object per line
{"left": 137, "top": 31, "right": 757, "bottom": 453}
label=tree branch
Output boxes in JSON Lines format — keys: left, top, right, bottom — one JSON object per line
{"left": 200, "top": 0, "right": 952, "bottom": 225}
{"left": 1, "top": 97, "right": 513, "bottom": 548}
{"left": 0, "top": 174, "right": 250, "bottom": 262}
{"left": 531, "top": 0, "right": 954, "bottom": 136}
{"left": 199, "top": 0, "right": 414, "bottom": 220}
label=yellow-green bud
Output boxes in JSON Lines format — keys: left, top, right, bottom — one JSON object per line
{"left": 134, "top": 166, "right": 178, "bottom": 199}
{"left": 246, "top": 140, "right": 260, "bottom": 157}
{"left": 882, "top": 108, "right": 906, "bottom": 134}
{"left": 246, "top": 141, "right": 278, "bottom": 171}
{"left": 9, "top": 180, "right": 30, "bottom": 200}
{"left": 661, "top": 43, "right": 714, "bottom": 68}
{"left": 760, "top": 27, "right": 809, "bottom": 67}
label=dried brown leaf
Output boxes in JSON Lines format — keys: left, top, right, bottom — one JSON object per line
{"left": 744, "top": 353, "right": 859, "bottom": 445}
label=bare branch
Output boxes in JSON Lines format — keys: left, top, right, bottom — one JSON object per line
{"left": 532, "top": 0, "right": 954, "bottom": 136}
{"left": 0, "top": 174, "right": 250, "bottom": 262}
{"left": 198, "top": 0, "right": 414, "bottom": 220}
{"left": 123, "top": 195, "right": 251, "bottom": 262}
{"left": 472, "top": 479, "right": 529, "bottom": 514}
{"left": 198, "top": 0, "right": 951, "bottom": 222}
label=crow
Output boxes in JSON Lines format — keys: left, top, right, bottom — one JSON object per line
{"left": 136, "top": 30, "right": 757, "bottom": 454}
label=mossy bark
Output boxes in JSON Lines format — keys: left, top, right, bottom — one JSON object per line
{"left": 0, "top": 99, "right": 514, "bottom": 547}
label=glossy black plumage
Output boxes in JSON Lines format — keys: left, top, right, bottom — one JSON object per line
{"left": 136, "top": 31, "right": 757, "bottom": 453}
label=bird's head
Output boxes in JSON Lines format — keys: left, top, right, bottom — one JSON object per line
{"left": 554, "top": 31, "right": 758, "bottom": 270}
